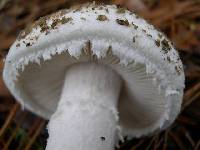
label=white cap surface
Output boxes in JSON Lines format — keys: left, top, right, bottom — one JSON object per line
{"left": 3, "top": 4, "right": 185, "bottom": 137}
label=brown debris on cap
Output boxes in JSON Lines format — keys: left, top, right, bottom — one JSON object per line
{"left": 116, "top": 19, "right": 129, "bottom": 26}
{"left": 96, "top": 15, "right": 108, "bottom": 21}
{"left": 161, "top": 39, "right": 171, "bottom": 53}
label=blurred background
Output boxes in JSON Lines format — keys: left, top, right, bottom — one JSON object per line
{"left": 0, "top": 0, "right": 200, "bottom": 149}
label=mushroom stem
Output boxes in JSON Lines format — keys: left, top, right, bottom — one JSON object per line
{"left": 46, "top": 63, "right": 122, "bottom": 150}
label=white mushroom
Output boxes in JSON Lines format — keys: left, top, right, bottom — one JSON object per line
{"left": 3, "top": 4, "right": 185, "bottom": 150}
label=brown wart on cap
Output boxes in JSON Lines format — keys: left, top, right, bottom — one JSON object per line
{"left": 116, "top": 7, "right": 126, "bottom": 14}
{"left": 133, "top": 36, "right": 138, "bottom": 43}
{"left": 38, "top": 17, "right": 50, "bottom": 33}
{"left": 16, "top": 43, "right": 20, "bottom": 48}
{"left": 147, "top": 34, "right": 153, "bottom": 38}
{"left": 105, "top": 8, "right": 109, "bottom": 13}
{"left": 142, "top": 29, "right": 147, "bottom": 33}
{"left": 116, "top": 19, "right": 129, "bottom": 26}
{"left": 81, "top": 17, "right": 86, "bottom": 21}
{"left": 51, "top": 17, "right": 73, "bottom": 29}
{"left": 166, "top": 56, "right": 171, "bottom": 62}
{"left": 155, "top": 39, "right": 161, "bottom": 47}
{"left": 132, "top": 23, "right": 138, "bottom": 30}
{"left": 175, "top": 65, "right": 182, "bottom": 75}
{"left": 96, "top": 15, "right": 108, "bottom": 21}
{"left": 161, "top": 39, "right": 171, "bottom": 53}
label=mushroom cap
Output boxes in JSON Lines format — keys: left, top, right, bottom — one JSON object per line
{"left": 3, "top": 4, "right": 185, "bottom": 137}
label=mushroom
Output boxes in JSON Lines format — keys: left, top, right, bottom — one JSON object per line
{"left": 3, "top": 3, "right": 185, "bottom": 150}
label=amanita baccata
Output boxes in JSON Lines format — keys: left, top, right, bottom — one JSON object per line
{"left": 3, "top": 3, "right": 185, "bottom": 150}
